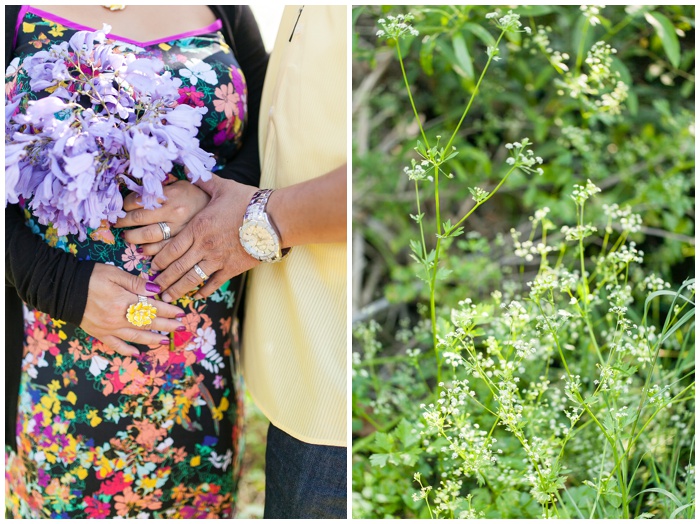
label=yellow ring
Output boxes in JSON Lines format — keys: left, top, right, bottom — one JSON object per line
{"left": 126, "top": 296, "right": 158, "bottom": 327}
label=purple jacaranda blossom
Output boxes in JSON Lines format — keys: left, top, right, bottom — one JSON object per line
{"left": 163, "top": 104, "right": 205, "bottom": 136}
{"left": 5, "top": 25, "right": 212, "bottom": 241}
{"left": 124, "top": 58, "right": 166, "bottom": 95}
{"left": 17, "top": 96, "right": 69, "bottom": 125}
{"left": 4, "top": 143, "right": 28, "bottom": 204}
{"left": 68, "top": 24, "right": 108, "bottom": 54}
{"left": 5, "top": 93, "right": 24, "bottom": 127}
{"left": 64, "top": 152, "right": 98, "bottom": 200}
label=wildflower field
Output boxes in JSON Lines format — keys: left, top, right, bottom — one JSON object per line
{"left": 352, "top": 5, "right": 695, "bottom": 519}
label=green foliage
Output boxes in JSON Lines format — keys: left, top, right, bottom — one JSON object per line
{"left": 353, "top": 4, "right": 695, "bottom": 519}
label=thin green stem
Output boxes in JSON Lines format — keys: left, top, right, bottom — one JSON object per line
{"left": 444, "top": 30, "right": 506, "bottom": 153}
{"left": 574, "top": 19, "right": 590, "bottom": 77}
{"left": 396, "top": 44, "right": 429, "bottom": 147}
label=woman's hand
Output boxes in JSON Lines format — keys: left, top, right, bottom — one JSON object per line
{"left": 80, "top": 263, "right": 186, "bottom": 357}
{"left": 115, "top": 180, "right": 211, "bottom": 257}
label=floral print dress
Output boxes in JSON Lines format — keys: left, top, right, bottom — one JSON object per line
{"left": 5, "top": 7, "right": 248, "bottom": 518}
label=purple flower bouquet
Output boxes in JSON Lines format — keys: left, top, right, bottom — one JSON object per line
{"left": 5, "top": 25, "right": 215, "bottom": 241}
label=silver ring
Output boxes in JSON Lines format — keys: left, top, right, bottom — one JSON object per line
{"left": 193, "top": 263, "right": 209, "bottom": 281}
{"left": 158, "top": 222, "right": 171, "bottom": 240}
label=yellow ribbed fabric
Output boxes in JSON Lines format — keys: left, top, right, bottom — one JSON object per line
{"left": 242, "top": 5, "right": 347, "bottom": 447}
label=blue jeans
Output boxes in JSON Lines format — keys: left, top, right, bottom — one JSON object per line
{"left": 263, "top": 423, "right": 347, "bottom": 519}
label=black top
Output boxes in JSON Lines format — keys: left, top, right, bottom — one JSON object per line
{"left": 4, "top": 5, "right": 267, "bottom": 448}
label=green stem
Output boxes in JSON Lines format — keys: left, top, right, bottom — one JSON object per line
{"left": 396, "top": 44, "right": 429, "bottom": 147}
{"left": 444, "top": 30, "right": 506, "bottom": 153}
{"left": 574, "top": 18, "right": 590, "bottom": 77}
{"left": 446, "top": 163, "right": 518, "bottom": 236}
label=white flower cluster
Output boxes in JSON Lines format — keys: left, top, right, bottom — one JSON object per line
{"left": 353, "top": 319, "right": 383, "bottom": 360}
{"left": 647, "top": 384, "right": 672, "bottom": 407}
{"left": 511, "top": 228, "right": 555, "bottom": 262}
{"left": 557, "top": 39, "right": 628, "bottom": 115}
{"left": 561, "top": 223, "right": 598, "bottom": 242}
{"left": 571, "top": 179, "right": 602, "bottom": 205}
{"left": 450, "top": 423, "right": 498, "bottom": 477}
{"left": 605, "top": 285, "right": 632, "bottom": 312}
{"left": 505, "top": 138, "right": 545, "bottom": 175}
{"left": 531, "top": 206, "right": 551, "bottom": 225}
{"left": 503, "top": 300, "right": 531, "bottom": 326}
{"left": 639, "top": 274, "right": 671, "bottom": 293}
{"left": 603, "top": 203, "right": 643, "bottom": 233}
{"left": 404, "top": 158, "right": 432, "bottom": 182}
{"left": 563, "top": 374, "right": 583, "bottom": 404}
{"left": 376, "top": 14, "right": 419, "bottom": 40}
{"left": 607, "top": 242, "right": 645, "bottom": 267}
{"left": 593, "top": 363, "right": 618, "bottom": 391}
{"left": 469, "top": 186, "right": 489, "bottom": 203}
{"left": 532, "top": 26, "right": 570, "bottom": 70}
{"left": 581, "top": 5, "right": 605, "bottom": 26}
{"left": 486, "top": 10, "right": 530, "bottom": 34}
{"left": 586, "top": 41, "right": 616, "bottom": 89}
{"left": 451, "top": 298, "right": 479, "bottom": 330}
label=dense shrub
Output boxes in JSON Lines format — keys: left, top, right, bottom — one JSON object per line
{"left": 352, "top": 5, "right": 695, "bottom": 519}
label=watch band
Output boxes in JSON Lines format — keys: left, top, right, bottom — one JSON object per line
{"left": 243, "top": 189, "right": 291, "bottom": 262}
{"left": 244, "top": 188, "right": 275, "bottom": 221}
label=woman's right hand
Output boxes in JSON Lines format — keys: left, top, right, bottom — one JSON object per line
{"left": 80, "top": 263, "right": 186, "bottom": 357}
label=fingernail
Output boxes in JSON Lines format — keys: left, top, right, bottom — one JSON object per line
{"left": 137, "top": 247, "right": 144, "bottom": 254}
{"left": 145, "top": 282, "right": 161, "bottom": 294}
{"left": 176, "top": 325, "right": 186, "bottom": 332}
{"left": 160, "top": 338, "right": 170, "bottom": 345}
{"left": 148, "top": 273, "right": 159, "bottom": 282}
{"left": 162, "top": 293, "right": 172, "bottom": 303}
{"left": 175, "top": 312, "right": 186, "bottom": 318}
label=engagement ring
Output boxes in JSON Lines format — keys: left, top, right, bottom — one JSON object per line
{"left": 158, "top": 222, "right": 171, "bottom": 240}
{"left": 193, "top": 263, "right": 209, "bottom": 281}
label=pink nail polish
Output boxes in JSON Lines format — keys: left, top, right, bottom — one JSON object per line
{"left": 175, "top": 312, "right": 186, "bottom": 318}
{"left": 160, "top": 339, "right": 170, "bottom": 345}
{"left": 145, "top": 282, "right": 161, "bottom": 294}
{"left": 176, "top": 325, "right": 186, "bottom": 332}
{"left": 137, "top": 247, "right": 144, "bottom": 254}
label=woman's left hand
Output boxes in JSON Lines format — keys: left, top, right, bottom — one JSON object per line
{"left": 115, "top": 179, "right": 211, "bottom": 257}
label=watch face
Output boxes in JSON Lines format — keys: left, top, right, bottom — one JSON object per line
{"left": 240, "top": 219, "right": 279, "bottom": 260}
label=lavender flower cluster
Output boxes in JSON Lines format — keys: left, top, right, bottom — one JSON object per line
{"left": 5, "top": 25, "right": 215, "bottom": 240}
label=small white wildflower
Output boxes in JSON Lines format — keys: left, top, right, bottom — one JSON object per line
{"left": 377, "top": 13, "right": 419, "bottom": 41}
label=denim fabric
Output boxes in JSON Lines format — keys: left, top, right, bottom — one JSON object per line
{"left": 263, "top": 423, "right": 347, "bottom": 519}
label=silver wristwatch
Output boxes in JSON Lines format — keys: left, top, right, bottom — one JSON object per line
{"left": 239, "top": 189, "right": 291, "bottom": 262}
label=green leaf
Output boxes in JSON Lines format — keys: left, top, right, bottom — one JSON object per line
{"left": 658, "top": 307, "right": 695, "bottom": 345}
{"left": 514, "top": 5, "right": 556, "bottom": 17}
{"left": 463, "top": 22, "right": 496, "bottom": 48}
{"left": 644, "top": 11, "right": 681, "bottom": 68}
{"left": 636, "top": 487, "right": 682, "bottom": 507}
{"left": 374, "top": 431, "right": 394, "bottom": 453}
{"left": 409, "top": 239, "right": 424, "bottom": 258}
{"left": 602, "top": 490, "right": 622, "bottom": 509}
{"left": 452, "top": 32, "right": 474, "bottom": 80}
{"left": 669, "top": 503, "right": 694, "bottom": 519}
{"left": 394, "top": 418, "right": 420, "bottom": 449}
{"left": 420, "top": 36, "right": 437, "bottom": 77}
{"left": 436, "top": 266, "right": 453, "bottom": 281}
{"left": 369, "top": 453, "right": 390, "bottom": 468}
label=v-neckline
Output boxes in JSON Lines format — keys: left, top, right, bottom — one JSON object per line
{"left": 22, "top": 6, "right": 222, "bottom": 48}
